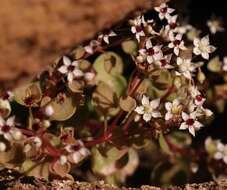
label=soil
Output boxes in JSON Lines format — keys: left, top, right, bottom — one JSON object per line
{"left": 0, "top": 0, "right": 168, "bottom": 86}
{"left": 0, "top": 169, "right": 226, "bottom": 190}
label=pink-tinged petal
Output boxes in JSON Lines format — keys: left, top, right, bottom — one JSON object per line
{"left": 208, "top": 45, "right": 216, "bottom": 53}
{"left": 72, "top": 152, "right": 81, "bottom": 163}
{"left": 188, "top": 126, "right": 195, "bottom": 136}
{"left": 174, "top": 47, "right": 179, "bottom": 55}
{"left": 63, "top": 56, "right": 72, "bottom": 66}
{"left": 79, "top": 148, "right": 90, "bottom": 157}
{"left": 179, "top": 42, "right": 187, "bottom": 50}
{"left": 142, "top": 96, "right": 150, "bottom": 106}
{"left": 173, "top": 99, "right": 180, "bottom": 106}
{"left": 4, "top": 133, "right": 12, "bottom": 141}
{"left": 135, "top": 106, "right": 144, "bottom": 115}
{"left": 165, "top": 102, "right": 172, "bottom": 111}
{"left": 67, "top": 73, "right": 74, "bottom": 83}
{"left": 214, "top": 152, "right": 223, "bottom": 160}
{"left": 84, "top": 46, "right": 93, "bottom": 54}
{"left": 58, "top": 65, "right": 68, "bottom": 74}
{"left": 194, "top": 121, "right": 203, "bottom": 130}
{"left": 179, "top": 122, "right": 188, "bottom": 130}
{"left": 168, "top": 8, "right": 175, "bottom": 14}
{"left": 72, "top": 61, "right": 79, "bottom": 67}
{"left": 165, "top": 112, "right": 173, "bottom": 121}
{"left": 182, "top": 112, "right": 189, "bottom": 121}
{"left": 204, "top": 108, "right": 213, "bottom": 117}
{"left": 73, "top": 69, "right": 84, "bottom": 77}
{"left": 143, "top": 113, "right": 152, "bottom": 122}
{"left": 176, "top": 34, "right": 182, "bottom": 40}
{"left": 150, "top": 98, "right": 160, "bottom": 109}
{"left": 84, "top": 72, "right": 95, "bottom": 81}
{"left": 152, "top": 111, "right": 161, "bottom": 118}
{"left": 183, "top": 71, "right": 192, "bottom": 80}
{"left": 131, "top": 27, "right": 136, "bottom": 34}
{"left": 6, "top": 116, "right": 15, "bottom": 127}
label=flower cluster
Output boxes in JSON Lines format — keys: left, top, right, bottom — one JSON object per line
{"left": 0, "top": 3, "right": 218, "bottom": 181}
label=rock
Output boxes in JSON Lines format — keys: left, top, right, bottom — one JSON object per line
{"left": 0, "top": 0, "right": 168, "bottom": 86}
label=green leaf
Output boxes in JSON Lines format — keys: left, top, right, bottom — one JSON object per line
{"left": 159, "top": 133, "right": 173, "bottom": 156}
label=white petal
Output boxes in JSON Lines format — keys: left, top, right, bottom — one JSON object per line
{"left": 72, "top": 61, "right": 79, "bottom": 67}
{"left": 142, "top": 95, "right": 150, "bottom": 106}
{"left": 147, "top": 56, "right": 154, "bottom": 64}
{"left": 165, "top": 102, "right": 172, "bottom": 111}
{"left": 58, "top": 65, "right": 68, "bottom": 74}
{"left": 193, "top": 38, "right": 200, "bottom": 46}
{"left": 84, "top": 46, "right": 93, "bottom": 54}
{"left": 72, "top": 152, "right": 81, "bottom": 163}
{"left": 189, "top": 126, "right": 195, "bottom": 136}
{"left": 0, "top": 117, "right": 5, "bottom": 126}
{"left": 150, "top": 98, "right": 160, "bottom": 109}
{"left": 135, "top": 106, "right": 144, "bottom": 115}
{"left": 165, "top": 112, "right": 173, "bottom": 120}
{"left": 73, "top": 69, "right": 84, "bottom": 77}
{"left": 202, "top": 52, "right": 209, "bottom": 60}
{"left": 63, "top": 56, "right": 72, "bottom": 66}
{"left": 223, "top": 156, "right": 227, "bottom": 164}
{"left": 179, "top": 122, "right": 188, "bottom": 130}
{"left": 103, "top": 36, "right": 110, "bottom": 44}
{"left": 193, "top": 47, "right": 201, "bottom": 55}
{"left": 67, "top": 73, "right": 74, "bottom": 83}
{"left": 194, "top": 121, "right": 203, "bottom": 129}
{"left": 152, "top": 111, "right": 161, "bottom": 118}
{"left": 84, "top": 72, "right": 95, "bottom": 81}
{"left": 174, "top": 47, "right": 179, "bottom": 56}
{"left": 6, "top": 116, "right": 15, "bottom": 127}
{"left": 214, "top": 152, "right": 223, "bottom": 160}
{"left": 182, "top": 112, "right": 189, "bottom": 121}
{"left": 143, "top": 113, "right": 152, "bottom": 122}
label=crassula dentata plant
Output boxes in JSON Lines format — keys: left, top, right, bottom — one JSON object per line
{"left": 0, "top": 3, "right": 226, "bottom": 185}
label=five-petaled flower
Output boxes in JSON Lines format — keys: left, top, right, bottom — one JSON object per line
{"left": 179, "top": 112, "right": 203, "bottom": 136}
{"left": 139, "top": 39, "right": 163, "bottom": 64}
{"left": 168, "top": 32, "right": 186, "bottom": 55}
{"left": 0, "top": 116, "right": 21, "bottom": 141}
{"left": 190, "top": 86, "right": 205, "bottom": 106}
{"left": 135, "top": 95, "right": 161, "bottom": 122}
{"left": 165, "top": 99, "right": 182, "bottom": 121}
{"left": 176, "top": 57, "right": 196, "bottom": 79}
{"left": 156, "top": 54, "right": 173, "bottom": 69}
{"left": 58, "top": 56, "right": 84, "bottom": 83}
{"left": 155, "top": 3, "right": 175, "bottom": 20}
{"left": 193, "top": 36, "right": 216, "bottom": 60}
{"left": 131, "top": 16, "right": 146, "bottom": 42}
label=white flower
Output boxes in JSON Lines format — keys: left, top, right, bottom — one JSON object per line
{"left": 134, "top": 95, "right": 161, "bottom": 122}
{"left": 84, "top": 40, "right": 100, "bottom": 54}
{"left": 176, "top": 58, "right": 196, "bottom": 79}
{"left": 156, "top": 54, "right": 173, "bottom": 69}
{"left": 165, "top": 99, "right": 182, "bottom": 120}
{"left": 193, "top": 36, "right": 216, "bottom": 60}
{"left": 165, "top": 15, "right": 178, "bottom": 32}
{"left": 154, "top": 3, "right": 174, "bottom": 20}
{"left": 98, "top": 30, "right": 117, "bottom": 44}
{"left": 207, "top": 17, "right": 224, "bottom": 34}
{"left": 131, "top": 16, "right": 146, "bottom": 42}
{"left": 139, "top": 40, "right": 163, "bottom": 64}
{"left": 0, "top": 116, "right": 21, "bottom": 141}
{"left": 65, "top": 140, "right": 90, "bottom": 164}
{"left": 190, "top": 86, "right": 205, "bottom": 106}
{"left": 179, "top": 112, "right": 203, "bottom": 136}
{"left": 58, "top": 56, "right": 84, "bottom": 83}
{"left": 168, "top": 33, "right": 186, "bottom": 55}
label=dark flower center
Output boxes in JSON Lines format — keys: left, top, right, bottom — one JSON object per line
{"left": 136, "top": 26, "right": 143, "bottom": 33}
{"left": 32, "top": 123, "right": 40, "bottom": 131}
{"left": 186, "top": 118, "right": 194, "bottom": 126}
{"left": 174, "top": 40, "right": 181, "bottom": 46}
{"left": 68, "top": 65, "right": 75, "bottom": 72}
{"left": 196, "top": 95, "right": 203, "bottom": 102}
{"left": 147, "top": 48, "right": 155, "bottom": 56}
{"left": 170, "top": 22, "right": 177, "bottom": 29}
{"left": 160, "top": 59, "right": 167, "bottom": 66}
{"left": 24, "top": 96, "right": 34, "bottom": 106}
{"left": 160, "top": 7, "right": 167, "bottom": 13}
{"left": 2, "top": 125, "right": 11, "bottom": 133}
{"left": 72, "top": 144, "right": 81, "bottom": 151}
